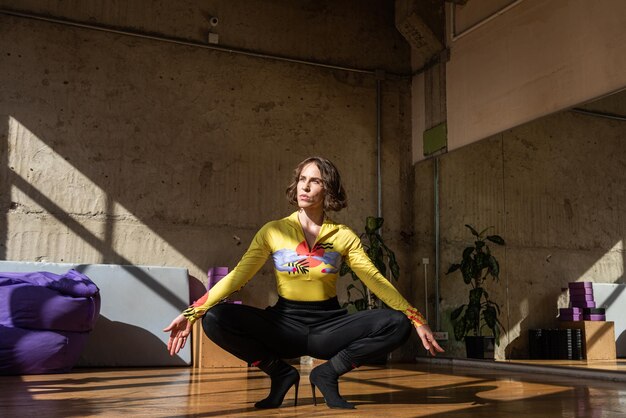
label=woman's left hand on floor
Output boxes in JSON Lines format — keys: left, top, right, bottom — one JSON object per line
{"left": 415, "top": 324, "right": 445, "bottom": 356}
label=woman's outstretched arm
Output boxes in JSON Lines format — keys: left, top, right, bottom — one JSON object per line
{"left": 163, "top": 222, "right": 274, "bottom": 354}
{"left": 344, "top": 229, "right": 444, "bottom": 356}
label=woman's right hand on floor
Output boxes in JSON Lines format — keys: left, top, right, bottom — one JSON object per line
{"left": 163, "top": 314, "right": 193, "bottom": 356}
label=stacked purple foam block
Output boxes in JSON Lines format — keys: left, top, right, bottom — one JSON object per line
{"left": 559, "top": 306, "right": 582, "bottom": 321}
{"left": 207, "top": 266, "right": 230, "bottom": 290}
{"left": 559, "top": 282, "right": 606, "bottom": 321}
{"left": 569, "top": 282, "right": 595, "bottom": 308}
{"left": 207, "top": 267, "right": 241, "bottom": 305}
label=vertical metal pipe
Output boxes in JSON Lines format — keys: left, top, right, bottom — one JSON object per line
{"left": 376, "top": 78, "right": 382, "bottom": 218}
{"left": 423, "top": 262, "right": 429, "bottom": 324}
{"left": 367, "top": 77, "right": 383, "bottom": 310}
{"left": 434, "top": 157, "right": 441, "bottom": 330}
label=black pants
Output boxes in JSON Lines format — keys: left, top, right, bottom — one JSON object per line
{"left": 202, "top": 296, "right": 412, "bottom": 366}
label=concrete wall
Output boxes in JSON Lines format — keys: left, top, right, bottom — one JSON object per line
{"left": 0, "top": 0, "right": 417, "bottom": 330}
{"left": 445, "top": 0, "right": 626, "bottom": 152}
{"left": 421, "top": 90, "right": 625, "bottom": 359}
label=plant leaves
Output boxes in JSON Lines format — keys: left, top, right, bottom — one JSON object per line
{"left": 487, "top": 235, "right": 506, "bottom": 245}
{"left": 483, "top": 305, "right": 497, "bottom": 329}
{"left": 475, "top": 251, "right": 488, "bottom": 270}
{"left": 450, "top": 305, "right": 465, "bottom": 320}
{"left": 488, "top": 255, "right": 500, "bottom": 279}
{"left": 465, "top": 224, "right": 479, "bottom": 237}
{"left": 469, "top": 287, "right": 483, "bottom": 305}
{"left": 485, "top": 300, "right": 501, "bottom": 315}
{"left": 478, "top": 226, "right": 492, "bottom": 237}
{"left": 368, "top": 240, "right": 382, "bottom": 257}
{"left": 446, "top": 263, "right": 461, "bottom": 274}
{"left": 365, "top": 217, "right": 384, "bottom": 234}
{"left": 453, "top": 319, "right": 466, "bottom": 341}
{"left": 449, "top": 224, "right": 506, "bottom": 342}
{"left": 462, "top": 246, "right": 475, "bottom": 260}
{"left": 465, "top": 305, "right": 480, "bottom": 334}
{"left": 355, "top": 298, "right": 368, "bottom": 311}
{"left": 340, "top": 262, "right": 352, "bottom": 277}
{"left": 460, "top": 260, "right": 476, "bottom": 284}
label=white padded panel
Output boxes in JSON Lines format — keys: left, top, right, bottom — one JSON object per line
{"left": 592, "top": 283, "right": 626, "bottom": 358}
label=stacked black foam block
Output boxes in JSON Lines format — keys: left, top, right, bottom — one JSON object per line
{"left": 528, "top": 328, "right": 583, "bottom": 360}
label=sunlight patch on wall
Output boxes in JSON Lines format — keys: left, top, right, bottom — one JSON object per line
{"left": 106, "top": 198, "right": 204, "bottom": 270}
{"left": 576, "top": 240, "right": 624, "bottom": 283}
{"left": 8, "top": 116, "right": 106, "bottom": 224}
{"left": 6, "top": 116, "right": 203, "bottom": 271}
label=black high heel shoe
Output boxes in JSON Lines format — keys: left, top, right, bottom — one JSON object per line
{"left": 309, "top": 362, "right": 355, "bottom": 409}
{"left": 254, "top": 360, "right": 300, "bottom": 409}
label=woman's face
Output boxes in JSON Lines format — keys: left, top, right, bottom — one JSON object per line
{"left": 297, "top": 162, "right": 325, "bottom": 211}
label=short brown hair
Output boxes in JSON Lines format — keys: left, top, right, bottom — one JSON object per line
{"left": 285, "top": 156, "right": 348, "bottom": 212}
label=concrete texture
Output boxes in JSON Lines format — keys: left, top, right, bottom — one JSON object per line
{"left": 0, "top": 0, "right": 411, "bottom": 75}
{"left": 446, "top": 0, "right": 626, "bottom": 150}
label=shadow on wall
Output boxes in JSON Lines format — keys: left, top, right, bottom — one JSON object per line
{"left": 504, "top": 313, "right": 529, "bottom": 360}
{"left": 73, "top": 264, "right": 189, "bottom": 312}
{"left": 78, "top": 316, "right": 188, "bottom": 367}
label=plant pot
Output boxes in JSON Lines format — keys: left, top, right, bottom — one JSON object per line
{"left": 465, "top": 336, "right": 495, "bottom": 359}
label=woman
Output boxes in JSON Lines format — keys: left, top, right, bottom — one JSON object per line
{"left": 164, "top": 156, "right": 443, "bottom": 409}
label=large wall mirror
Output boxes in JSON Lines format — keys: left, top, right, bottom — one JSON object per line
{"left": 437, "top": 87, "right": 625, "bottom": 367}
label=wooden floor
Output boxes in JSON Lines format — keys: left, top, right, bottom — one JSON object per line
{"left": 505, "top": 358, "right": 626, "bottom": 373}
{"left": 2, "top": 361, "right": 626, "bottom": 417}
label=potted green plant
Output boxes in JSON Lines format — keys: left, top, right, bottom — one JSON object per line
{"left": 447, "top": 224, "right": 505, "bottom": 359}
{"left": 340, "top": 216, "right": 400, "bottom": 312}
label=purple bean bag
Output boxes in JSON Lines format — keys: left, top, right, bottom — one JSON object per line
{"left": 0, "top": 269, "right": 100, "bottom": 375}
{"left": 0, "top": 326, "right": 90, "bottom": 374}
{"left": 0, "top": 281, "right": 100, "bottom": 331}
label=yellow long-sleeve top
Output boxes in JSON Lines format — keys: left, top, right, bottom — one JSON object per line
{"left": 183, "top": 212, "right": 426, "bottom": 328}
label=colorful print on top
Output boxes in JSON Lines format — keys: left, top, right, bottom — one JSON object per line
{"left": 273, "top": 241, "right": 341, "bottom": 275}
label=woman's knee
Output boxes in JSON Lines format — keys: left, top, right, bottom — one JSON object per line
{"left": 365, "top": 309, "right": 412, "bottom": 341}
{"left": 394, "top": 309, "right": 411, "bottom": 326}
{"left": 201, "top": 303, "right": 235, "bottom": 339}
{"left": 389, "top": 310, "right": 412, "bottom": 337}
